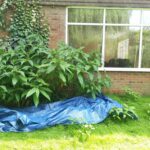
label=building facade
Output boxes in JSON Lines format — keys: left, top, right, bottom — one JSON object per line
{"left": 1, "top": 0, "right": 150, "bottom": 95}
{"left": 41, "top": 0, "right": 150, "bottom": 95}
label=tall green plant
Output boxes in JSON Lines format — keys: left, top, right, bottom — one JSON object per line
{"left": 0, "top": 34, "right": 51, "bottom": 107}
{"left": 0, "top": 35, "right": 110, "bottom": 107}
{"left": 46, "top": 43, "right": 111, "bottom": 100}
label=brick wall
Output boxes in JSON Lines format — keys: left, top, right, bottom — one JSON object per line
{"left": 102, "top": 72, "right": 150, "bottom": 95}
{"left": 42, "top": 6, "right": 66, "bottom": 48}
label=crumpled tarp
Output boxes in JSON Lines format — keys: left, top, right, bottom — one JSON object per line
{"left": 0, "top": 94, "right": 122, "bottom": 132}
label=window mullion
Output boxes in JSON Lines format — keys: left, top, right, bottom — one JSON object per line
{"left": 101, "top": 9, "right": 106, "bottom": 68}
{"left": 65, "top": 7, "right": 68, "bottom": 44}
{"left": 138, "top": 10, "right": 143, "bottom": 68}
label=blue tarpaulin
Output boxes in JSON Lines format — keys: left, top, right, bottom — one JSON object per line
{"left": 0, "top": 94, "right": 122, "bottom": 132}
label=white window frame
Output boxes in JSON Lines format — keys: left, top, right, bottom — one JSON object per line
{"left": 66, "top": 7, "right": 150, "bottom": 72}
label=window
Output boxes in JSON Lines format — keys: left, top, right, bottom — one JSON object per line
{"left": 68, "top": 25, "right": 103, "bottom": 53}
{"left": 105, "top": 26, "right": 140, "bottom": 68}
{"left": 66, "top": 8, "right": 150, "bottom": 71}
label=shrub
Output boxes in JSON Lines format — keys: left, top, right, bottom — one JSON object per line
{"left": 109, "top": 104, "right": 138, "bottom": 121}
{"left": 0, "top": 1, "right": 110, "bottom": 107}
{"left": 9, "top": 0, "right": 49, "bottom": 46}
{"left": 123, "top": 87, "right": 141, "bottom": 101}
{"left": 69, "top": 118, "right": 95, "bottom": 142}
{"left": 0, "top": 35, "right": 110, "bottom": 107}
{"left": 0, "top": 34, "right": 51, "bottom": 107}
{"left": 45, "top": 43, "right": 111, "bottom": 100}
{"left": 0, "top": 0, "right": 50, "bottom": 48}
{"left": 74, "top": 124, "right": 95, "bottom": 142}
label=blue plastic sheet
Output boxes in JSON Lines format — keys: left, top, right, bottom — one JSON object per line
{"left": 0, "top": 94, "right": 122, "bottom": 132}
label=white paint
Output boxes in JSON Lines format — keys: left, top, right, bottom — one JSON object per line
{"left": 65, "top": 7, "right": 68, "bottom": 44}
{"left": 101, "top": 9, "right": 106, "bottom": 67}
{"left": 98, "top": 67, "right": 150, "bottom": 72}
{"left": 138, "top": 11, "right": 143, "bottom": 68}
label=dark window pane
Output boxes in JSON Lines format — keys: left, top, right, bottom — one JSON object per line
{"left": 142, "top": 27, "right": 150, "bottom": 68}
{"left": 68, "top": 8, "right": 103, "bottom": 23}
{"left": 68, "top": 25, "right": 102, "bottom": 53}
{"left": 105, "top": 26, "right": 140, "bottom": 68}
{"left": 106, "top": 9, "right": 141, "bottom": 24}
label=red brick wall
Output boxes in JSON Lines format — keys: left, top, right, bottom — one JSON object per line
{"left": 42, "top": 6, "right": 66, "bottom": 48}
{"left": 101, "top": 72, "right": 150, "bottom": 95}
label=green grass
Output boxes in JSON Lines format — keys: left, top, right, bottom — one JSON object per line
{"left": 0, "top": 95, "right": 149, "bottom": 150}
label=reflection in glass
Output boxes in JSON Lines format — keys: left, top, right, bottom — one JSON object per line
{"left": 68, "top": 25, "right": 102, "bottom": 53}
{"left": 142, "top": 11, "right": 150, "bottom": 25}
{"left": 142, "top": 27, "right": 150, "bottom": 68}
{"left": 105, "top": 26, "right": 140, "bottom": 68}
{"left": 106, "top": 9, "right": 141, "bottom": 24}
{"left": 68, "top": 8, "right": 103, "bottom": 23}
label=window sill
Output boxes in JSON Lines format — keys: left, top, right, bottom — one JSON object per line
{"left": 98, "top": 67, "right": 150, "bottom": 72}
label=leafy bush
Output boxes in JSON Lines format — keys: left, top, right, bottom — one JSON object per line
{"left": 123, "top": 87, "right": 141, "bottom": 101}
{"left": 0, "top": 34, "right": 110, "bottom": 107}
{"left": 109, "top": 104, "right": 138, "bottom": 121}
{"left": 0, "top": 34, "right": 51, "bottom": 107}
{"left": 0, "top": 0, "right": 49, "bottom": 47}
{"left": 10, "top": 0, "right": 49, "bottom": 46}
{"left": 74, "top": 124, "right": 95, "bottom": 142}
{"left": 69, "top": 118, "right": 95, "bottom": 142}
{"left": 0, "top": 1, "right": 110, "bottom": 107}
{"left": 45, "top": 43, "right": 111, "bottom": 100}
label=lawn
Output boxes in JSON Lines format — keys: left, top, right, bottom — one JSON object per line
{"left": 0, "top": 95, "right": 149, "bottom": 150}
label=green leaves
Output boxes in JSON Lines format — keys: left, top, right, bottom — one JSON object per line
{"left": 25, "top": 87, "right": 51, "bottom": 106}
{"left": 9, "top": 0, "right": 49, "bottom": 46}
{"left": 0, "top": 38, "right": 110, "bottom": 107}
{"left": 12, "top": 77, "right": 18, "bottom": 86}
{"left": 40, "top": 90, "right": 50, "bottom": 100}
{"left": 109, "top": 104, "right": 138, "bottom": 121}
{"left": 26, "top": 88, "right": 37, "bottom": 99}
{"left": 0, "top": 0, "right": 49, "bottom": 50}
{"left": 33, "top": 93, "right": 39, "bottom": 107}
{"left": 123, "top": 87, "right": 141, "bottom": 101}
{"left": 0, "top": 85, "right": 7, "bottom": 92}
{"left": 59, "top": 72, "right": 66, "bottom": 83}
{"left": 47, "top": 65, "right": 56, "bottom": 74}
{"left": 78, "top": 74, "right": 84, "bottom": 88}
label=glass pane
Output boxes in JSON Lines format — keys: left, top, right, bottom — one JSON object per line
{"left": 68, "top": 25, "right": 102, "bottom": 53}
{"left": 142, "top": 27, "right": 150, "bottom": 68}
{"left": 142, "top": 11, "right": 150, "bottom": 25}
{"left": 105, "top": 26, "right": 140, "bottom": 68}
{"left": 68, "top": 8, "right": 103, "bottom": 23}
{"left": 106, "top": 9, "right": 141, "bottom": 24}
